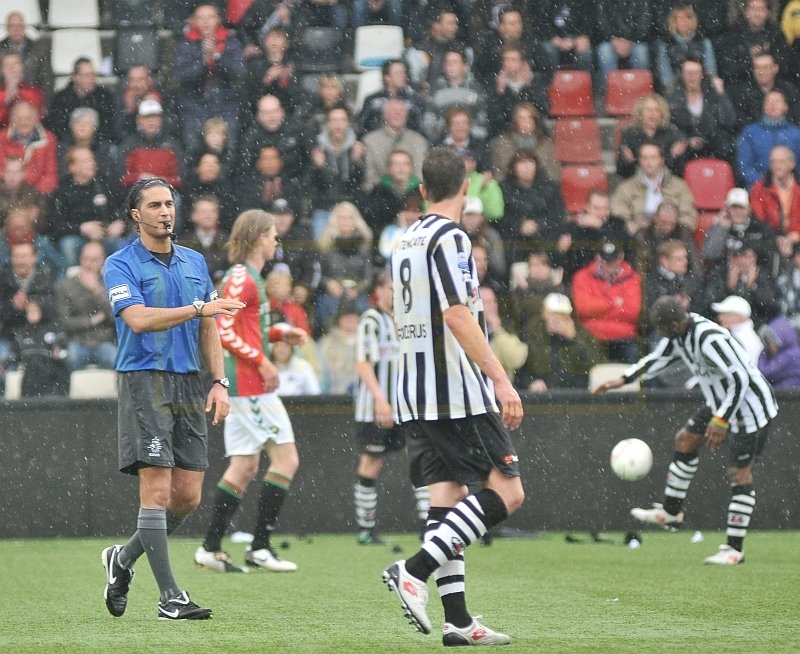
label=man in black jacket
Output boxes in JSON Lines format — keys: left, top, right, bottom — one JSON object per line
{"left": 47, "top": 147, "right": 124, "bottom": 267}
{"left": 45, "top": 58, "right": 117, "bottom": 143}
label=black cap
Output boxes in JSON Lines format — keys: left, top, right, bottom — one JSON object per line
{"left": 599, "top": 241, "right": 621, "bottom": 262}
{"left": 268, "top": 197, "right": 295, "bottom": 214}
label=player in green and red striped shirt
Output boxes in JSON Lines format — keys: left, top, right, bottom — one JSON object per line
{"left": 195, "top": 209, "right": 307, "bottom": 573}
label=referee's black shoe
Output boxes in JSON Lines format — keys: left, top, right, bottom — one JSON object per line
{"left": 101, "top": 545, "right": 135, "bottom": 617}
{"left": 157, "top": 591, "right": 213, "bottom": 621}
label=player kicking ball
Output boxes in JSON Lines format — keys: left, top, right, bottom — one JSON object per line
{"left": 594, "top": 297, "right": 777, "bottom": 565}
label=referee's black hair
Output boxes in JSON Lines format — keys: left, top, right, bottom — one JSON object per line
{"left": 650, "top": 296, "right": 688, "bottom": 331}
{"left": 127, "top": 177, "right": 176, "bottom": 216}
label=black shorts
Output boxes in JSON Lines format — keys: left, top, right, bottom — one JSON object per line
{"left": 117, "top": 370, "right": 209, "bottom": 476}
{"left": 405, "top": 412, "right": 520, "bottom": 488}
{"left": 357, "top": 422, "right": 406, "bottom": 455}
{"left": 684, "top": 405, "right": 769, "bottom": 468}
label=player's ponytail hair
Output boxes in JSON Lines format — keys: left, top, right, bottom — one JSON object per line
{"left": 227, "top": 209, "right": 275, "bottom": 263}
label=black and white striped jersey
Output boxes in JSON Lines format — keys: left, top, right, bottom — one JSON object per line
{"left": 391, "top": 213, "right": 498, "bottom": 422}
{"left": 623, "top": 313, "right": 778, "bottom": 433}
{"left": 354, "top": 306, "right": 399, "bottom": 423}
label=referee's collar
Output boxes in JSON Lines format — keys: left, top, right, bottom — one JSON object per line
{"left": 132, "top": 238, "right": 188, "bottom": 264}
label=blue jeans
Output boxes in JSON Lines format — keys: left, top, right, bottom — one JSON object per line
{"left": 596, "top": 41, "right": 651, "bottom": 89}
{"left": 350, "top": 0, "right": 402, "bottom": 26}
{"left": 542, "top": 41, "right": 594, "bottom": 73}
{"left": 66, "top": 341, "right": 117, "bottom": 373}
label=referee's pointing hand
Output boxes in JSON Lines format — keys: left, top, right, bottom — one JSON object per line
{"left": 200, "top": 298, "right": 246, "bottom": 317}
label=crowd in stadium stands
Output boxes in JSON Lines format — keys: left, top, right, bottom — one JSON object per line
{"left": 3, "top": 0, "right": 800, "bottom": 397}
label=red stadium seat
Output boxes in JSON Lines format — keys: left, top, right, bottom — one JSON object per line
{"left": 604, "top": 69, "right": 653, "bottom": 117}
{"left": 554, "top": 118, "right": 602, "bottom": 164}
{"left": 560, "top": 165, "right": 609, "bottom": 214}
{"left": 548, "top": 70, "right": 595, "bottom": 117}
{"left": 227, "top": 0, "right": 255, "bottom": 25}
{"left": 683, "top": 158, "right": 735, "bottom": 211}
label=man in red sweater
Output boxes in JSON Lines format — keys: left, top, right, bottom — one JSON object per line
{"left": 120, "top": 100, "right": 182, "bottom": 191}
{"left": 749, "top": 144, "right": 800, "bottom": 260}
{"left": 0, "top": 100, "right": 58, "bottom": 194}
{"left": 571, "top": 240, "right": 642, "bottom": 362}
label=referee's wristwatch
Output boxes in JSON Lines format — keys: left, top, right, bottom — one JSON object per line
{"left": 192, "top": 299, "right": 205, "bottom": 318}
{"left": 212, "top": 377, "right": 230, "bottom": 389}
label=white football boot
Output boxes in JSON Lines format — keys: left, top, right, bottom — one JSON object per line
{"left": 194, "top": 547, "right": 248, "bottom": 573}
{"left": 630, "top": 503, "right": 684, "bottom": 527}
{"left": 443, "top": 618, "right": 511, "bottom": 646}
{"left": 382, "top": 560, "right": 432, "bottom": 635}
{"left": 703, "top": 544, "right": 745, "bottom": 565}
{"left": 244, "top": 547, "right": 298, "bottom": 572}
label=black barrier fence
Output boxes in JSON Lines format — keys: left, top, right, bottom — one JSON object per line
{"left": 1, "top": 390, "right": 798, "bottom": 538}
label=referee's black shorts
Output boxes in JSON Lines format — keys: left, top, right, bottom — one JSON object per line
{"left": 117, "top": 370, "right": 209, "bottom": 476}
{"left": 405, "top": 412, "right": 520, "bottom": 488}
{"left": 685, "top": 405, "right": 769, "bottom": 467}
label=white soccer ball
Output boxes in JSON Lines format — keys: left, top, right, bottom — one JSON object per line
{"left": 610, "top": 438, "right": 653, "bottom": 481}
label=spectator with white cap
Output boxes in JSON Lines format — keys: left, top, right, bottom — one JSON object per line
{"left": 710, "top": 295, "right": 764, "bottom": 365}
{"left": 703, "top": 187, "right": 777, "bottom": 271}
{"left": 119, "top": 99, "right": 183, "bottom": 192}
{"left": 515, "top": 291, "right": 605, "bottom": 392}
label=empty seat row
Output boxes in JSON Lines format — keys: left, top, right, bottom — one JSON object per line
{"left": 548, "top": 69, "right": 654, "bottom": 118}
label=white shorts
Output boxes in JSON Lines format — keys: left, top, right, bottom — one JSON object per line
{"left": 224, "top": 394, "right": 296, "bottom": 456}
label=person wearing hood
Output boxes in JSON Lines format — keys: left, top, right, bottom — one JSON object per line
{"left": 758, "top": 316, "right": 800, "bottom": 388}
{"left": 305, "top": 104, "right": 365, "bottom": 237}
{"left": 572, "top": 241, "right": 642, "bottom": 363}
{"left": 711, "top": 295, "right": 763, "bottom": 365}
{"left": 173, "top": 3, "right": 245, "bottom": 154}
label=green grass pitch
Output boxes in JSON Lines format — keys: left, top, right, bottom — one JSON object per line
{"left": 2, "top": 531, "right": 799, "bottom": 653}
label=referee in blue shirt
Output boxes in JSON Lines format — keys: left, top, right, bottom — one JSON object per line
{"left": 99, "top": 178, "right": 245, "bottom": 621}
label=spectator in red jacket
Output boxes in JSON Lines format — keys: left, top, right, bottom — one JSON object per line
{"left": 571, "top": 240, "right": 642, "bottom": 363}
{"left": 0, "top": 51, "right": 43, "bottom": 128}
{"left": 120, "top": 99, "right": 182, "bottom": 191}
{"left": 0, "top": 100, "right": 58, "bottom": 194}
{"left": 750, "top": 144, "right": 800, "bottom": 260}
